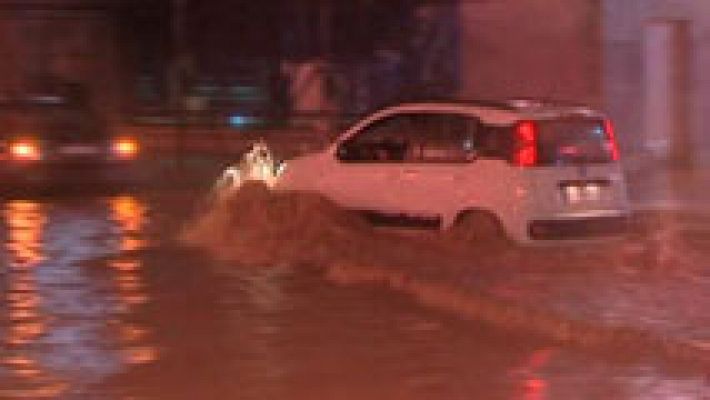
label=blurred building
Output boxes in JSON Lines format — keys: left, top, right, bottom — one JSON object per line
{"left": 0, "top": 1, "right": 119, "bottom": 120}
{"left": 603, "top": 0, "right": 710, "bottom": 168}
{"left": 459, "top": 0, "right": 708, "bottom": 168}
{"left": 458, "top": 0, "right": 602, "bottom": 106}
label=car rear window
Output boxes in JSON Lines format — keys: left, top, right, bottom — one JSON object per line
{"left": 536, "top": 118, "right": 615, "bottom": 165}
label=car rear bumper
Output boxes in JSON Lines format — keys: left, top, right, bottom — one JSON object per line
{"left": 528, "top": 215, "right": 630, "bottom": 240}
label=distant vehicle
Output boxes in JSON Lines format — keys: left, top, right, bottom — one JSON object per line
{"left": 268, "top": 99, "right": 631, "bottom": 244}
{"left": 0, "top": 95, "right": 141, "bottom": 187}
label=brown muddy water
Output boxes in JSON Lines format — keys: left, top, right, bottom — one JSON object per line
{"left": 1, "top": 188, "right": 708, "bottom": 399}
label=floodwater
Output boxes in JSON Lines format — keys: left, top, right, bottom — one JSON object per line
{"left": 1, "top": 190, "right": 708, "bottom": 399}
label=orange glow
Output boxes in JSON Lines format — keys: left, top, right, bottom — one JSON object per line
{"left": 9, "top": 309, "right": 40, "bottom": 321}
{"left": 110, "top": 196, "right": 147, "bottom": 236}
{"left": 120, "top": 325, "right": 150, "bottom": 342}
{"left": 124, "top": 346, "right": 158, "bottom": 365}
{"left": 2, "top": 356, "right": 36, "bottom": 368}
{"left": 7, "top": 292, "right": 40, "bottom": 308}
{"left": 110, "top": 259, "right": 141, "bottom": 272}
{"left": 10, "top": 141, "right": 41, "bottom": 161}
{"left": 116, "top": 278, "right": 143, "bottom": 292}
{"left": 112, "top": 138, "right": 139, "bottom": 159}
{"left": 107, "top": 198, "right": 148, "bottom": 308}
{"left": 0, "top": 200, "right": 65, "bottom": 393}
{"left": 108, "top": 196, "right": 158, "bottom": 366}
{"left": 8, "top": 322, "right": 45, "bottom": 344}
{"left": 3, "top": 201, "right": 47, "bottom": 267}
{"left": 122, "top": 293, "right": 149, "bottom": 306}
{"left": 121, "top": 237, "right": 145, "bottom": 252}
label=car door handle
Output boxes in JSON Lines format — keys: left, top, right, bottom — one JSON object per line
{"left": 402, "top": 170, "right": 419, "bottom": 178}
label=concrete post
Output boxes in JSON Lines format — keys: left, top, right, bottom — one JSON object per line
{"left": 642, "top": 20, "right": 691, "bottom": 166}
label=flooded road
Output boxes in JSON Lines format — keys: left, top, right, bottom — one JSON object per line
{"left": 0, "top": 191, "right": 708, "bottom": 399}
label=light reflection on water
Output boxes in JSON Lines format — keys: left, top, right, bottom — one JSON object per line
{"left": 0, "top": 196, "right": 154, "bottom": 398}
{"left": 107, "top": 196, "right": 156, "bottom": 368}
{"left": 0, "top": 194, "right": 708, "bottom": 399}
{"left": 1, "top": 201, "right": 66, "bottom": 398}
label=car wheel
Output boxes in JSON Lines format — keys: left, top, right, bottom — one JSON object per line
{"left": 449, "top": 211, "right": 509, "bottom": 247}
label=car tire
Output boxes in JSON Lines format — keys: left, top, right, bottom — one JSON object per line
{"left": 449, "top": 211, "right": 509, "bottom": 247}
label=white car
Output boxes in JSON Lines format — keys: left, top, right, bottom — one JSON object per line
{"left": 275, "top": 100, "right": 630, "bottom": 244}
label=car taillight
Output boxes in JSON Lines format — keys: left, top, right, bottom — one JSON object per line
{"left": 10, "top": 141, "right": 41, "bottom": 161}
{"left": 514, "top": 120, "right": 538, "bottom": 167}
{"left": 603, "top": 119, "right": 620, "bottom": 161}
{"left": 112, "top": 138, "right": 139, "bottom": 159}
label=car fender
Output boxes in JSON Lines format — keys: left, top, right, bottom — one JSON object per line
{"left": 274, "top": 152, "right": 328, "bottom": 193}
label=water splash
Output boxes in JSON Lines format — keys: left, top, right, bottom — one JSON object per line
{"left": 182, "top": 184, "right": 710, "bottom": 359}
{"left": 182, "top": 182, "right": 378, "bottom": 266}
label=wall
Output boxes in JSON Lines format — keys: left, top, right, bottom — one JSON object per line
{"left": 604, "top": 0, "right": 710, "bottom": 167}
{"left": 0, "top": 4, "right": 119, "bottom": 121}
{"left": 458, "top": 0, "right": 602, "bottom": 106}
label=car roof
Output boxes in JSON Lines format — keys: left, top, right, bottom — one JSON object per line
{"left": 373, "top": 99, "right": 606, "bottom": 125}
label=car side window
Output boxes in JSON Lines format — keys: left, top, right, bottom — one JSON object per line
{"left": 477, "top": 124, "right": 512, "bottom": 159}
{"left": 405, "top": 114, "right": 480, "bottom": 163}
{"left": 337, "top": 115, "right": 412, "bottom": 163}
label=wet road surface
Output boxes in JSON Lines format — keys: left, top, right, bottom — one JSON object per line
{"left": 1, "top": 190, "right": 708, "bottom": 399}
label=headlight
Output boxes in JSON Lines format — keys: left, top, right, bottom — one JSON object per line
{"left": 112, "top": 138, "right": 139, "bottom": 159}
{"left": 10, "top": 140, "right": 42, "bottom": 161}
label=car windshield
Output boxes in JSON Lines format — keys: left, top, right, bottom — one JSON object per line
{"left": 536, "top": 118, "right": 614, "bottom": 165}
